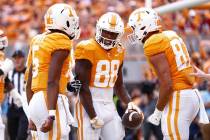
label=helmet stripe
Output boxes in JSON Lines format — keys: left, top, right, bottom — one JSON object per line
{"left": 109, "top": 15, "right": 117, "bottom": 28}
{"left": 64, "top": 6, "right": 73, "bottom": 17}
{"left": 46, "top": 9, "right": 53, "bottom": 24}
{"left": 137, "top": 13, "right": 141, "bottom": 22}
{"left": 68, "top": 8, "right": 73, "bottom": 17}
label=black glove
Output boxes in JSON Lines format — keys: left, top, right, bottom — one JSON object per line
{"left": 0, "top": 69, "right": 4, "bottom": 76}
{"left": 67, "top": 80, "right": 82, "bottom": 93}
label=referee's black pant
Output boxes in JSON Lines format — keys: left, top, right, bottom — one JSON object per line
{"left": 7, "top": 104, "right": 28, "bottom": 140}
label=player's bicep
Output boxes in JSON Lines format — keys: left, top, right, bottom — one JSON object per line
{"left": 149, "top": 53, "right": 172, "bottom": 85}
{"left": 26, "top": 46, "right": 32, "bottom": 67}
{"left": 48, "top": 50, "right": 69, "bottom": 83}
{"left": 75, "top": 59, "right": 92, "bottom": 87}
{"left": 26, "top": 64, "right": 33, "bottom": 88}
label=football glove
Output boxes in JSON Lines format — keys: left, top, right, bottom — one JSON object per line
{"left": 10, "top": 89, "right": 22, "bottom": 108}
{"left": 90, "top": 116, "right": 104, "bottom": 129}
{"left": 0, "top": 58, "right": 14, "bottom": 76}
{"left": 126, "top": 102, "right": 141, "bottom": 114}
{"left": 147, "top": 108, "right": 162, "bottom": 126}
{"left": 67, "top": 80, "right": 82, "bottom": 93}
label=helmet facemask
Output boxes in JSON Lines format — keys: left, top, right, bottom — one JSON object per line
{"left": 63, "top": 16, "right": 80, "bottom": 39}
{"left": 127, "top": 25, "right": 146, "bottom": 45}
{"left": 95, "top": 12, "right": 124, "bottom": 50}
{"left": 96, "top": 26, "right": 122, "bottom": 50}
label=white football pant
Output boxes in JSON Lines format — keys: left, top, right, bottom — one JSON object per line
{"left": 75, "top": 87, "right": 125, "bottom": 140}
{"left": 161, "top": 89, "right": 201, "bottom": 140}
{"left": 28, "top": 91, "right": 74, "bottom": 140}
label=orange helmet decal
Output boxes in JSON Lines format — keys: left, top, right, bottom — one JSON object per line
{"left": 136, "top": 13, "right": 141, "bottom": 22}
{"left": 46, "top": 9, "right": 53, "bottom": 25}
{"left": 64, "top": 6, "right": 73, "bottom": 17}
{"left": 135, "top": 12, "right": 147, "bottom": 22}
{"left": 109, "top": 14, "right": 117, "bottom": 28}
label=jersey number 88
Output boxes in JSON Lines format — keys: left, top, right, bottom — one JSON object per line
{"left": 94, "top": 60, "right": 120, "bottom": 88}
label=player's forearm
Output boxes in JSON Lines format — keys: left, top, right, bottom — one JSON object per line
{"left": 80, "top": 86, "right": 97, "bottom": 119}
{"left": 156, "top": 83, "right": 173, "bottom": 111}
{"left": 115, "top": 85, "right": 131, "bottom": 105}
{"left": 47, "top": 81, "right": 59, "bottom": 110}
{"left": 26, "top": 82, "right": 33, "bottom": 104}
{"left": 204, "top": 102, "right": 210, "bottom": 109}
{"left": 26, "top": 65, "right": 33, "bottom": 103}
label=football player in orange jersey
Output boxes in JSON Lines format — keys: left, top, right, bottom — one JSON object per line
{"left": 74, "top": 12, "right": 142, "bottom": 140}
{"left": 128, "top": 8, "right": 209, "bottom": 140}
{"left": 0, "top": 30, "right": 23, "bottom": 139}
{"left": 25, "top": 3, "right": 80, "bottom": 140}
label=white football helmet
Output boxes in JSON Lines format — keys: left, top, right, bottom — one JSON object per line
{"left": 0, "top": 30, "right": 8, "bottom": 49}
{"left": 128, "top": 8, "right": 161, "bottom": 43}
{"left": 44, "top": 3, "right": 80, "bottom": 39}
{"left": 95, "top": 12, "right": 124, "bottom": 50}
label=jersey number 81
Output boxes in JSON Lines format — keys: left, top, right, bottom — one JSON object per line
{"left": 170, "top": 37, "right": 190, "bottom": 71}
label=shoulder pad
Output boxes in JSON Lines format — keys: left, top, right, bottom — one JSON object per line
{"left": 76, "top": 39, "right": 97, "bottom": 51}
{"left": 144, "top": 33, "right": 165, "bottom": 48}
{"left": 46, "top": 32, "right": 69, "bottom": 40}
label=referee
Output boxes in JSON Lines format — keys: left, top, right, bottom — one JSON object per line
{"left": 7, "top": 50, "right": 28, "bottom": 140}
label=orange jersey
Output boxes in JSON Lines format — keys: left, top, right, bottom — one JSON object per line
{"left": 144, "top": 30, "right": 195, "bottom": 91}
{"left": 0, "top": 51, "right": 5, "bottom": 102}
{"left": 30, "top": 32, "right": 72, "bottom": 94}
{"left": 74, "top": 39, "right": 125, "bottom": 88}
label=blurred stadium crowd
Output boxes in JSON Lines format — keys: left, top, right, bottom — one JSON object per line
{"left": 0, "top": 0, "right": 210, "bottom": 140}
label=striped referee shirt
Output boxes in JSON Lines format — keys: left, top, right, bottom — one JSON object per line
{"left": 8, "top": 67, "right": 26, "bottom": 96}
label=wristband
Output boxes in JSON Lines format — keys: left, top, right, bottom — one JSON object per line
{"left": 90, "top": 116, "right": 97, "bottom": 124}
{"left": 49, "top": 110, "right": 56, "bottom": 116}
